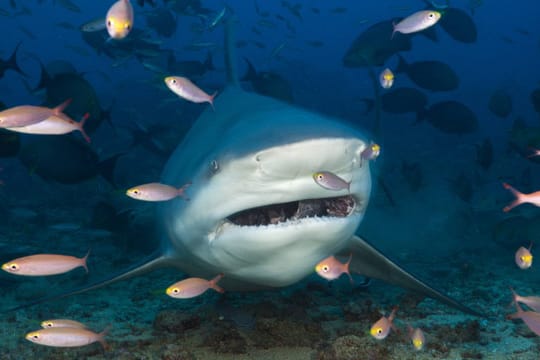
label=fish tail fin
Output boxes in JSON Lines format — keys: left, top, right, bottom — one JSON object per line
{"left": 210, "top": 273, "right": 225, "bottom": 293}
{"left": 3, "top": 251, "right": 168, "bottom": 313}
{"left": 177, "top": 181, "right": 191, "bottom": 200}
{"left": 388, "top": 306, "right": 399, "bottom": 322}
{"left": 395, "top": 54, "right": 407, "bottom": 74}
{"left": 209, "top": 91, "right": 218, "bottom": 111}
{"left": 97, "top": 153, "right": 124, "bottom": 187}
{"left": 6, "top": 42, "right": 25, "bottom": 76}
{"left": 502, "top": 182, "right": 524, "bottom": 212}
{"left": 34, "top": 61, "right": 52, "bottom": 92}
{"left": 98, "top": 325, "right": 112, "bottom": 351}
{"left": 78, "top": 113, "right": 91, "bottom": 143}
{"left": 345, "top": 253, "right": 354, "bottom": 284}
{"left": 82, "top": 249, "right": 91, "bottom": 273}
{"left": 53, "top": 98, "right": 72, "bottom": 114}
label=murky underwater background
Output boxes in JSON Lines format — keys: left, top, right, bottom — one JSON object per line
{"left": 1, "top": 0, "right": 540, "bottom": 359}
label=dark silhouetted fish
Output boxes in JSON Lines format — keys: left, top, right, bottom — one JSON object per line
{"left": 43, "top": 72, "right": 103, "bottom": 134}
{"left": 242, "top": 58, "right": 293, "bottom": 103}
{"left": 168, "top": 51, "right": 214, "bottom": 78}
{"left": 0, "top": 42, "right": 24, "bottom": 79}
{"left": 401, "top": 161, "right": 424, "bottom": 192}
{"left": 439, "top": 8, "right": 477, "bottom": 43}
{"left": 508, "top": 117, "right": 540, "bottom": 163}
{"left": 137, "top": 0, "right": 156, "bottom": 7}
{"left": 19, "top": 136, "right": 121, "bottom": 185}
{"left": 343, "top": 19, "right": 412, "bottom": 67}
{"left": 146, "top": 7, "right": 177, "bottom": 37}
{"left": 531, "top": 89, "right": 540, "bottom": 114}
{"left": 488, "top": 89, "right": 512, "bottom": 118}
{"left": 419, "top": 101, "right": 478, "bottom": 134}
{"left": 0, "top": 101, "right": 20, "bottom": 157}
{"left": 449, "top": 172, "right": 473, "bottom": 202}
{"left": 475, "top": 138, "right": 493, "bottom": 170}
{"left": 396, "top": 55, "right": 459, "bottom": 92}
{"left": 0, "top": 129, "right": 20, "bottom": 158}
{"left": 360, "top": 87, "right": 428, "bottom": 120}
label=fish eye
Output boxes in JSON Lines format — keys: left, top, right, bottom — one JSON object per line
{"left": 377, "top": 328, "right": 383, "bottom": 334}
{"left": 45, "top": 323, "right": 52, "bottom": 327}
{"left": 317, "top": 174, "right": 324, "bottom": 180}
{"left": 107, "top": 20, "right": 112, "bottom": 27}
{"left": 9, "top": 263, "right": 19, "bottom": 271}
{"left": 322, "top": 265, "right": 329, "bottom": 272}
{"left": 132, "top": 189, "right": 140, "bottom": 195}
{"left": 171, "top": 79, "right": 177, "bottom": 84}
{"left": 125, "top": 23, "right": 131, "bottom": 30}
{"left": 172, "top": 288, "right": 179, "bottom": 294}
{"left": 32, "top": 334, "right": 39, "bottom": 339}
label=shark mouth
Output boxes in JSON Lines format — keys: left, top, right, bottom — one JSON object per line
{"left": 227, "top": 195, "right": 356, "bottom": 226}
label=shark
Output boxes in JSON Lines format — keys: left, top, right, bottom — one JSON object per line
{"left": 7, "top": 21, "right": 480, "bottom": 317}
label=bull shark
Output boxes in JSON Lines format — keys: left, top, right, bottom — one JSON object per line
{"left": 7, "top": 21, "right": 480, "bottom": 317}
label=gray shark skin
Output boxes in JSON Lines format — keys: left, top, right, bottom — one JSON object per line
{"left": 5, "top": 22, "right": 480, "bottom": 317}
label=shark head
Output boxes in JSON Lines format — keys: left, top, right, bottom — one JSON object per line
{"left": 159, "top": 87, "right": 372, "bottom": 289}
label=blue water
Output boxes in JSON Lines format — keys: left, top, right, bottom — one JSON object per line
{"left": 1, "top": 1, "right": 540, "bottom": 359}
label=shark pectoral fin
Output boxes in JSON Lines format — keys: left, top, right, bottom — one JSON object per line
{"left": 3, "top": 251, "right": 169, "bottom": 313}
{"left": 344, "top": 235, "right": 483, "bottom": 317}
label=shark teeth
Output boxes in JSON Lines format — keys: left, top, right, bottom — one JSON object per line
{"left": 226, "top": 195, "right": 356, "bottom": 227}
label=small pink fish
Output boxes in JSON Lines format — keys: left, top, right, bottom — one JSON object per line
{"left": 6, "top": 113, "right": 91, "bottom": 143}
{"left": 166, "top": 274, "right": 224, "bottom": 299}
{"left": 315, "top": 254, "right": 352, "bottom": 282}
{"left": 106, "top": 0, "right": 134, "bottom": 40}
{"left": 313, "top": 171, "right": 351, "bottom": 191}
{"left": 502, "top": 182, "right": 540, "bottom": 212}
{"left": 0, "top": 99, "right": 71, "bottom": 128}
{"left": 126, "top": 182, "right": 191, "bottom": 202}
{"left": 26, "top": 327, "right": 109, "bottom": 349}
{"left": 1, "top": 251, "right": 90, "bottom": 276}
{"left": 41, "top": 319, "right": 87, "bottom": 329}
{"left": 164, "top": 76, "right": 217, "bottom": 110}
{"left": 379, "top": 68, "right": 394, "bottom": 89}
{"left": 510, "top": 287, "right": 540, "bottom": 312}
{"left": 370, "top": 306, "right": 398, "bottom": 340}
{"left": 360, "top": 142, "right": 381, "bottom": 166}
{"left": 527, "top": 147, "right": 540, "bottom": 158}
{"left": 392, "top": 10, "right": 441, "bottom": 38}
{"left": 515, "top": 243, "right": 533, "bottom": 269}
{"left": 507, "top": 293, "right": 540, "bottom": 336}
{"left": 408, "top": 325, "right": 425, "bottom": 350}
